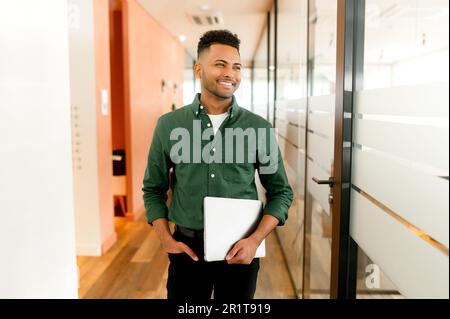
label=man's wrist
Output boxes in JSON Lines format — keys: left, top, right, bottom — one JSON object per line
{"left": 248, "top": 232, "right": 264, "bottom": 246}
{"left": 161, "top": 232, "right": 175, "bottom": 244}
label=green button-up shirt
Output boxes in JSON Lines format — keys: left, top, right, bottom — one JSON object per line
{"left": 142, "top": 94, "right": 293, "bottom": 230}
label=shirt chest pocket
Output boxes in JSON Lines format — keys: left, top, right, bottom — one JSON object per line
{"left": 222, "top": 163, "right": 255, "bottom": 183}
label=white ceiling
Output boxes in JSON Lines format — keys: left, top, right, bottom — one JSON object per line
{"left": 137, "top": 0, "right": 273, "bottom": 67}
{"left": 136, "top": 0, "right": 448, "bottom": 68}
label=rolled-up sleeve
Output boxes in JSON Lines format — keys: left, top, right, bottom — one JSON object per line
{"left": 142, "top": 118, "right": 171, "bottom": 225}
{"left": 257, "top": 125, "right": 294, "bottom": 226}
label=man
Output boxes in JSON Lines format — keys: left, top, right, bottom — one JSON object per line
{"left": 142, "top": 30, "right": 293, "bottom": 300}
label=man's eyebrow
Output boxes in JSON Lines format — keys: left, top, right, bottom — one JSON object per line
{"left": 214, "top": 59, "right": 242, "bottom": 66}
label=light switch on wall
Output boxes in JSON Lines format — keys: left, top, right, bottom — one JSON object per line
{"left": 101, "top": 89, "right": 108, "bottom": 116}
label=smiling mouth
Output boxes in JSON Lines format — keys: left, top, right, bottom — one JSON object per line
{"left": 217, "top": 80, "right": 235, "bottom": 88}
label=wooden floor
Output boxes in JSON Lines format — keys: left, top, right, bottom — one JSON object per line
{"left": 77, "top": 217, "right": 296, "bottom": 299}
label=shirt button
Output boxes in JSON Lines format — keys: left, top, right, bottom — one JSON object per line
{"left": 212, "top": 147, "right": 216, "bottom": 152}
{"left": 210, "top": 173, "right": 215, "bottom": 178}
{"left": 200, "top": 105, "right": 204, "bottom": 109}
{"left": 207, "top": 123, "right": 211, "bottom": 127}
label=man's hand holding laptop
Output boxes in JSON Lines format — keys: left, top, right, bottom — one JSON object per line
{"left": 225, "top": 214, "right": 279, "bottom": 264}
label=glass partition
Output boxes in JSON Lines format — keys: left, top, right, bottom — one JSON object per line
{"left": 275, "top": 0, "right": 309, "bottom": 298}
{"left": 351, "top": 0, "right": 449, "bottom": 298}
{"left": 303, "top": 0, "right": 337, "bottom": 299}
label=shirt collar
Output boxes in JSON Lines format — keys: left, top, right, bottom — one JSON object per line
{"left": 189, "top": 93, "right": 240, "bottom": 118}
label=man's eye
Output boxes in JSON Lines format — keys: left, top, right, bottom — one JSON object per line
{"left": 216, "top": 63, "right": 225, "bottom": 67}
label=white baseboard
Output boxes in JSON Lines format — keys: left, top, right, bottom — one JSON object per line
{"left": 76, "top": 244, "right": 101, "bottom": 256}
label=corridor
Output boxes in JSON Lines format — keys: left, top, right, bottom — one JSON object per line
{"left": 77, "top": 217, "right": 296, "bottom": 299}
{"left": 0, "top": 0, "right": 448, "bottom": 300}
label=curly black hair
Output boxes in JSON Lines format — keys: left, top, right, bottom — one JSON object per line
{"left": 197, "top": 30, "right": 240, "bottom": 58}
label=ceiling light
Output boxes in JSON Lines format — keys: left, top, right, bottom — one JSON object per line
{"left": 188, "top": 12, "right": 224, "bottom": 26}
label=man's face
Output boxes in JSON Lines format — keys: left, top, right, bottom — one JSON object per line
{"left": 195, "top": 43, "right": 242, "bottom": 99}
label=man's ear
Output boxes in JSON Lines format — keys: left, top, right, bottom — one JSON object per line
{"left": 194, "top": 63, "right": 202, "bottom": 80}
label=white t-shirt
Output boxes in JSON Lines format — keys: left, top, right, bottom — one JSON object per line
{"left": 208, "top": 112, "right": 228, "bottom": 135}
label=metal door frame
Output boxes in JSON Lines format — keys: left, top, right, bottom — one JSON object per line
{"left": 330, "top": 0, "right": 366, "bottom": 299}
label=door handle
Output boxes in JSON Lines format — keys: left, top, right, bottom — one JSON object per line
{"left": 312, "top": 177, "right": 334, "bottom": 187}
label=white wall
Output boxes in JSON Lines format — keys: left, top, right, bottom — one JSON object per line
{"left": 68, "top": 0, "right": 103, "bottom": 256}
{"left": 0, "top": 0, "right": 78, "bottom": 298}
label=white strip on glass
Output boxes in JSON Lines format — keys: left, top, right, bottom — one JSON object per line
{"left": 288, "top": 99, "right": 307, "bottom": 126}
{"left": 283, "top": 138, "right": 298, "bottom": 172}
{"left": 296, "top": 111, "right": 307, "bottom": 127}
{"left": 355, "top": 82, "right": 449, "bottom": 117}
{"left": 287, "top": 98, "right": 307, "bottom": 111}
{"left": 276, "top": 119, "right": 288, "bottom": 139}
{"left": 277, "top": 108, "right": 287, "bottom": 121}
{"left": 357, "top": 114, "right": 448, "bottom": 127}
{"left": 308, "top": 111, "right": 334, "bottom": 139}
{"left": 286, "top": 123, "right": 299, "bottom": 148}
{"left": 353, "top": 118, "right": 449, "bottom": 173}
{"left": 352, "top": 148, "right": 449, "bottom": 247}
{"left": 308, "top": 94, "right": 335, "bottom": 113}
{"left": 276, "top": 121, "right": 303, "bottom": 150}
{"left": 297, "top": 126, "right": 306, "bottom": 151}
{"left": 307, "top": 131, "right": 334, "bottom": 170}
{"left": 297, "top": 153, "right": 306, "bottom": 197}
{"left": 350, "top": 190, "right": 449, "bottom": 299}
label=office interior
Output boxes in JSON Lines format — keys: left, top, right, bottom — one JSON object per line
{"left": 0, "top": 0, "right": 448, "bottom": 299}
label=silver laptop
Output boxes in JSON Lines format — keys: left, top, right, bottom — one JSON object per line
{"left": 203, "top": 196, "right": 266, "bottom": 262}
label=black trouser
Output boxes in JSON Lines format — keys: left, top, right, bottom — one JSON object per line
{"left": 166, "top": 229, "right": 260, "bottom": 300}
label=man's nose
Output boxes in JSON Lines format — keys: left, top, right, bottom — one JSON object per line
{"left": 222, "top": 66, "right": 236, "bottom": 79}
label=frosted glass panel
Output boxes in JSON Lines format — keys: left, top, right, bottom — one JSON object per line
{"left": 286, "top": 124, "right": 299, "bottom": 147}
{"left": 308, "top": 112, "right": 333, "bottom": 139}
{"left": 354, "top": 118, "right": 449, "bottom": 173}
{"left": 292, "top": 99, "right": 308, "bottom": 126}
{"left": 351, "top": 0, "right": 449, "bottom": 299}
{"left": 274, "top": 0, "right": 309, "bottom": 297}
{"left": 276, "top": 120, "right": 300, "bottom": 149}
{"left": 303, "top": 0, "right": 337, "bottom": 299}
{"left": 276, "top": 119, "right": 288, "bottom": 139}
{"left": 276, "top": 101, "right": 288, "bottom": 121}
{"left": 352, "top": 85, "right": 449, "bottom": 297}
{"left": 356, "top": 82, "right": 449, "bottom": 117}
{"left": 350, "top": 190, "right": 449, "bottom": 298}
{"left": 353, "top": 148, "right": 449, "bottom": 247}
{"left": 284, "top": 138, "right": 299, "bottom": 172}
{"left": 309, "top": 95, "right": 335, "bottom": 113}
{"left": 307, "top": 132, "right": 333, "bottom": 170}
{"left": 355, "top": 245, "right": 404, "bottom": 299}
